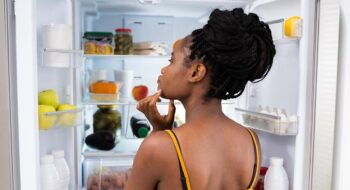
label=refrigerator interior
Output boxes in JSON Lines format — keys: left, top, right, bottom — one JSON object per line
{"left": 35, "top": 0, "right": 305, "bottom": 189}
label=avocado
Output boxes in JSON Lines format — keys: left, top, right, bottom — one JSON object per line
{"left": 85, "top": 131, "right": 116, "bottom": 151}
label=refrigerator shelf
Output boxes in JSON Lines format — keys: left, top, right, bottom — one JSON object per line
{"left": 84, "top": 54, "right": 170, "bottom": 59}
{"left": 235, "top": 108, "right": 298, "bottom": 136}
{"left": 39, "top": 108, "right": 83, "bottom": 130}
{"left": 41, "top": 48, "right": 84, "bottom": 68}
{"left": 82, "top": 138, "right": 142, "bottom": 158}
{"left": 82, "top": 98, "right": 184, "bottom": 106}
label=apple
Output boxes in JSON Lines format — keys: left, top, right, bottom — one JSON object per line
{"left": 38, "top": 89, "right": 59, "bottom": 109}
{"left": 38, "top": 105, "right": 56, "bottom": 130}
{"left": 132, "top": 85, "right": 148, "bottom": 101}
{"left": 57, "top": 104, "right": 77, "bottom": 127}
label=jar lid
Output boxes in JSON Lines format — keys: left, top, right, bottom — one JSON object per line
{"left": 97, "top": 105, "right": 117, "bottom": 109}
{"left": 84, "top": 32, "right": 113, "bottom": 39}
{"left": 115, "top": 28, "right": 132, "bottom": 33}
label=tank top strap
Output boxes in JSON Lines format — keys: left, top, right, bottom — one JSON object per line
{"left": 245, "top": 128, "right": 260, "bottom": 190}
{"left": 165, "top": 130, "right": 192, "bottom": 190}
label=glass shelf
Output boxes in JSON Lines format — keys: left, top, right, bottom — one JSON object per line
{"left": 82, "top": 137, "right": 142, "bottom": 158}
{"left": 235, "top": 107, "right": 298, "bottom": 136}
{"left": 82, "top": 98, "right": 183, "bottom": 106}
{"left": 83, "top": 54, "right": 170, "bottom": 59}
{"left": 39, "top": 108, "right": 83, "bottom": 130}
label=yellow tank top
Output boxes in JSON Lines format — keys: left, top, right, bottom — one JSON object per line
{"left": 165, "top": 128, "right": 260, "bottom": 190}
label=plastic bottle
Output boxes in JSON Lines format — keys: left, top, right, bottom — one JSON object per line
{"left": 255, "top": 166, "right": 268, "bottom": 190}
{"left": 52, "top": 150, "right": 70, "bottom": 190}
{"left": 40, "top": 155, "right": 60, "bottom": 190}
{"left": 130, "top": 116, "right": 150, "bottom": 138}
{"left": 264, "top": 157, "right": 289, "bottom": 190}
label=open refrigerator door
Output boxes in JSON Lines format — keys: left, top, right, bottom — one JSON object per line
{"left": 14, "top": 0, "right": 318, "bottom": 189}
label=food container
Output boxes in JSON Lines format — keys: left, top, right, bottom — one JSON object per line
{"left": 93, "top": 105, "right": 122, "bottom": 134}
{"left": 83, "top": 156, "right": 134, "bottom": 190}
{"left": 114, "top": 28, "right": 133, "bottom": 55}
{"left": 42, "top": 24, "right": 72, "bottom": 67}
{"left": 89, "top": 80, "right": 121, "bottom": 102}
{"left": 83, "top": 32, "right": 113, "bottom": 55}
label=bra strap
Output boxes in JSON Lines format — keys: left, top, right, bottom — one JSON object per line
{"left": 246, "top": 128, "right": 260, "bottom": 189}
{"left": 165, "top": 130, "right": 192, "bottom": 190}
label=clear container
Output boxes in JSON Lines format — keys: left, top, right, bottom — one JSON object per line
{"left": 83, "top": 32, "right": 113, "bottom": 55}
{"left": 83, "top": 156, "right": 134, "bottom": 190}
{"left": 114, "top": 28, "right": 133, "bottom": 55}
{"left": 39, "top": 108, "right": 83, "bottom": 130}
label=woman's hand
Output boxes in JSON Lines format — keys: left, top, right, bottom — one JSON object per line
{"left": 136, "top": 90, "right": 176, "bottom": 131}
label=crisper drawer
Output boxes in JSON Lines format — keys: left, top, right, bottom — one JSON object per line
{"left": 83, "top": 155, "right": 134, "bottom": 190}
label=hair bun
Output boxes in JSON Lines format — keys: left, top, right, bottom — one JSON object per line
{"left": 190, "top": 8, "right": 276, "bottom": 100}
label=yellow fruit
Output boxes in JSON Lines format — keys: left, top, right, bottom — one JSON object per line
{"left": 57, "top": 104, "right": 77, "bottom": 127}
{"left": 38, "top": 105, "right": 56, "bottom": 130}
{"left": 38, "top": 89, "right": 59, "bottom": 109}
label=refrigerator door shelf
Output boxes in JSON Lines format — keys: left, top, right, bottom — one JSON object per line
{"left": 235, "top": 107, "right": 298, "bottom": 136}
{"left": 39, "top": 108, "right": 83, "bottom": 131}
{"left": 41, "top": 48, "right": 84, "bottom": 68}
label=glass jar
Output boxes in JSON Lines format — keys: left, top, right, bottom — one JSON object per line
{"left": 114, "top": 28, "right": 133, "bottom": 55}
{"left": 83, "top": 32, "right": 113, "bottom": 55}
{"left": 93, "top": 105, "right": 121, "bottom": 134}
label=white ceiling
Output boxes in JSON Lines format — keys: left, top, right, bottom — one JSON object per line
{"left": 81, "top": 0, "right": 248, "bottom": 18}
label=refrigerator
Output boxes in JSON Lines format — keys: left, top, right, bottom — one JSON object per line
{"left": 9, "top": 0, "right": 341, "bottom": 189}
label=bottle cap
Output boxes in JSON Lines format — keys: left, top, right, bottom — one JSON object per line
{"left": 137, "top": 127, "right": 149, "bottom": 138}
{"left": 270, "top": 157, "right": 284, "bottom": 166}
{"left": 52, "top": 150, "right": 65, "bottom": 158}
{"left": 41, "top": 155, "right": 54, "bottom": 164}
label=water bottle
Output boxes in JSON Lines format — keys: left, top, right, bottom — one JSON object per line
{"left": 40, "top": 155, "right": 60, "bottom": 190}
{"left": 264, "top": 157, "right": 289, "bottom": 190}
{"left": 52, "top": 150, "right": 70, "bottom": 190}
{"left": 130, "top": 116, "right": 150, "bottom": 138}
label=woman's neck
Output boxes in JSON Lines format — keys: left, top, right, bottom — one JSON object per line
{"left": 181, "top": 96, "right": 223, "bottom": 122}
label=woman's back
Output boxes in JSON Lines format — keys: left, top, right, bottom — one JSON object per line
{"left": 129, "top": 114, "right": 260, "bottom": 190}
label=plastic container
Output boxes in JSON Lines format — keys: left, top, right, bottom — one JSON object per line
{"left": 264, "top": 157, "right": 289, "bottom": 190}
{"left": 114, "top": 28, "right": 133, "bottom": 55}
{"left": 83, "top": 156, "right": 134, "bottom": 190}
{"left": 40, "top": 155, "right": 60, "bottom": 190}
{"left": 255, "top": 166, "right": 268, "bottom": 190}
{"left": 42, "top": 24, "right": 72, "bottom": 67}
{"left": 39, "top": 108, "right": 83, "bottom": 130}
{"left": 83, "top": 32, "right": 113, "bottom": 55}
{"left": 52, "top": 150, "right": 70, "bottom": 190}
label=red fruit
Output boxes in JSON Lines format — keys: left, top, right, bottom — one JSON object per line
{"left": 132, "top": 85, "right": 148, "bottom": 101}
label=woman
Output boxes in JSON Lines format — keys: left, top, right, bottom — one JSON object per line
{"left": 125, "top": 8, "right": 275, "bottom": 190}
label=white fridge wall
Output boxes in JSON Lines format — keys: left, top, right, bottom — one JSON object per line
{"left": 247, "top": 0, "right": 301, "bottom": 189}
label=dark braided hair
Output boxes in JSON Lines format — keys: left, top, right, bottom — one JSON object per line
{"left": 189, "top": 8, "right": 276, "bottom": 100}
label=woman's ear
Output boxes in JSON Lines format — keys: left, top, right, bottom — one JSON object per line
{"left": 189, "top": 63, "right": 207, "bottom": 82}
